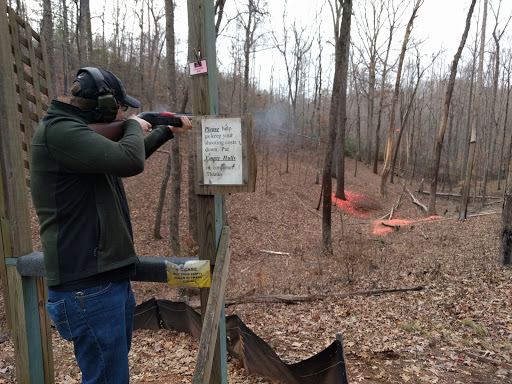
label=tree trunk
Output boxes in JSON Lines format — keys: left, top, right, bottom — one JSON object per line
{"left": 380, "top": 0, "right": 422, "bottom": 196}
{"left": 500, "top": 151, "right": 512, "bottom": 266}
{"left": 78, "top": 0, "right": 92, "bottom": 63}
{"left": 41, "top": 0, "right": 56, "bottom": 96}
{"left": 242, "top": 0, "right": 253, "bottom": 114}
{"left": 459, "top": 0, "right": 487, "bottom": 221}
{"left": 154, "top": 150, "right": 171, "bottom": 239}
{"left": 498, "top": 70, "right": 511, "bottom": 190}
{"left": 358, "top": 0, "right": 385, "bottom": 168}
{"left": 366, "top": 62, "right": 375, "bottom": 167}
{"left": 491, "top": 7, "right": 509, "bottom": 191}
{"left": 165, "top": 0, "right": 182, "bottom": 255}
{"left": 61, "top": 0, "right": 71, "bottom": 92}
{"left": 373, "top": 12, "right": 396, "bottom": 175}
{"left": 427, "top": 0, "right": 476, "bottom": 216}
{"left": 391, "top": 52, "right": 429, "bottom": 185}
{"left": 322, "top": 0, "right": 348, "bottom": 251}
{"left": 352, "top": 61, "right": 362, "bottom": 177}
{"left": 335, "top": 0, "right": 352, "bottom": 200}
{"left": 169, "top": 138, "right": 181, "bottom": 254}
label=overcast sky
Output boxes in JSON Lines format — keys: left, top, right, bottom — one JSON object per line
{"left": 24, "top": 0, "right": 512, "bottom": 92}
{"left": 247, "top": 0, "right": 512, "bottom": 90}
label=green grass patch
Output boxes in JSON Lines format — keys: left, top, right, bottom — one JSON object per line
{"left": 462, "top": 318, "right": 488, "bottom": 336}
{"left": 401, "top": 319, "right": 422, "bottom": 333}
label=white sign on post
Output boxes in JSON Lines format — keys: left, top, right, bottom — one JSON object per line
{"left": 201, "top": 117, "right": 243, "bottom": 185}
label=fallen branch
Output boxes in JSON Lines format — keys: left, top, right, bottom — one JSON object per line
{"left": 294, "top": 192, "right": 321, "bottom": 218}
{"left": 387, "top": 186, "right": 406, "bottom": 220}
{"left": 382, "top": 221, "right": 400, "bottom": 230}
{"left": 224, "top": 286, "right": 424, "bottom": 306}
{"left": 406, "top": 187, "right": 427, "bottom": 211}
{"left": 381, "top": 192, "right": 404, "bottom": 220}
{"left": 453, "top": 348, "right": 512, "bottom": 368}
{"left": 259, "top": 250, "right": 290, "bottom": 256}
{"left": 418, "top": 190, "right": 502, "bottom": 200}
{"left": 467, "top": 211, "right": 500, "bottom": 218}
{"left": 418, "top": 191, "right": 462, "bottom": 197}
{"left": 464, "top": 351, "right": 505, "bottom": 366}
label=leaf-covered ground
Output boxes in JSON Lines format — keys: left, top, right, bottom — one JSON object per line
{"left": 1, "top": 130, "right": 511, "bottom": 383}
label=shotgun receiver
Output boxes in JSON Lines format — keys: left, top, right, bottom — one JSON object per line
{"left": 89, "top": 112, "right": 191, "bottom": 141}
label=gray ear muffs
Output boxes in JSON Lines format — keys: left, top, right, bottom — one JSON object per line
{"left": 78, "top": 67, "right": 118, "bottom": 122}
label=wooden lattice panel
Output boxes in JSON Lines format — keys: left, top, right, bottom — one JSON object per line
{"left": 6, "top": 5, "right": 53, "bottom": 184}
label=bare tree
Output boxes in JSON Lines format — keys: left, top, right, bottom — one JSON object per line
{"left": 215, "top": 0, "right": 227, "bottom": 36}
{"left": 60, "top": 0, "right": 72, "bottom": 92}
{"left": 426, "top": 0, "right": 477, "bottom": 216}
{"left": 354, "top": 0, "right": 386, "bottom": 167}
{"left": 271, "top": 4, "right": 314, "bottom": 172}
{"left": 351, "top": 54, "right": 363, "bottom": 176}
{"left": 78, "top": 0, "right": 93, "bottom": 63}
{"left": 334, "top": 0, "right": 353, "bottom": 200}
{"left": 373, "top": 0, "right": 407, "bottom": 175}
{"left": 500, "top": 130, "right": 512, "bottom": 266}
{"left": 499, "top": 52, "right": 512, "bottom": 191}
{"left": 390, "top": 47, "right": 436, "bottom": 184}
{"left": 491, "top": 1, "right": 511, "bottom": 191}
{"left": 134, "top": 1, "right": 146, "bottom": 99}
{"left": 166, "top": 0, "right": 182, "bottom": 255}
{"left": 311, "top": 23, "right": 324, "bottom": 139}
{"left": 41, "top": 0, "right": 56, "bottom": 96}
{"left": 380, "top": 0, "right": 423, "bottom": 196}
{"left": 459, "top": 0, "right": 488, "bottom": 221}
{"left": 145, "top": 2, "right": 166, "bottom": 110}
{"left": 481, "top": 0, "right": 511, "bottom": 204}
{"left": 322, "top": 0, "right": 351, "bottom": 251}
{"left": 238, "top": 0, "right": 268, "bottom": 113}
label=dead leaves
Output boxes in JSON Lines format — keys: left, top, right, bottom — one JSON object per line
{"left": 2, "top": 141, "right": 511, "bottom": 383}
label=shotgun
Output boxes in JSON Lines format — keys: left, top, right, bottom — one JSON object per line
{"left": 89, "top": 112, "right": 191, "bottom": 141}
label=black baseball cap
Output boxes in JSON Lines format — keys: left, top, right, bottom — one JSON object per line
{"left": 74, "top": 67, "right": 141, "bottom": 108}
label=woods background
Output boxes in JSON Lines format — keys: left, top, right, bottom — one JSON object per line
{"left": 9, "top": 0, "right": 512, "bottom": 252}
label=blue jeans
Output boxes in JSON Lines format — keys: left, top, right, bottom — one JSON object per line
{"left": 46, "top": 279, "right": 136, "bottom": 384}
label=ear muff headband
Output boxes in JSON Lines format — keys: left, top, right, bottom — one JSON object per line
{"left": 78, "top": 67, "right": 119, "bottom": 122}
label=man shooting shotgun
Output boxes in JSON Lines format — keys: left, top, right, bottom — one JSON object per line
{"left": 30, "top": 66, "right": 192, "bottom": 384}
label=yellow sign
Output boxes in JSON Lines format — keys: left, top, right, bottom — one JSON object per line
{"left": 165, "top": 260, "right": 211, "bottom": 288}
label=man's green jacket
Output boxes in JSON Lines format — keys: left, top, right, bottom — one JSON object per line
{"left": 30, "top": 100, "right": 173, "bottom": 289}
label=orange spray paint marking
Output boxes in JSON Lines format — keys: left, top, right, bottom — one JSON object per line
{"left": 373, "top": 216, "right": 444, "bottom": 236}
{"left": 332, "top": 192, "right": 375, "bottom": 218}
{"left": 331, "top": 191, "right": 443, "bottom": 236}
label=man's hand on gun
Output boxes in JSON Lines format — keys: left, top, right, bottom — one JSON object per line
{"left": 131, "top": 112, "right": 193, "bottom": 135}
{"left": 169, "top": 115, "right": 192, "bottom": 135}
{"left": 127, "top": 114, "right": 152, "bottom": 133}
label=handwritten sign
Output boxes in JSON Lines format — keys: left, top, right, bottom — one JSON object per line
{"left": 201, "top": 117, "right": 243, "bottom": 185}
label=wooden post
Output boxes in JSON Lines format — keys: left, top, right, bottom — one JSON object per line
{"left": 0, "top": 2, "right": 54, "bottom": 382}
{"left": 0, "top": 0, "right": 25, "bottom": 331}
{"left": 187, "top": 0, "right": 226, "bottom": 383}
{"left": 336, "top": 333, "right": 350, "bottom": 384}
{"left": 193, "top": 227, "right": 230, "bottom": 384}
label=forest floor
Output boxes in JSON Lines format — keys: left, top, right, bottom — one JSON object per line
{"left": 1, "top": 130, "right": 512, "bottom": 383}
